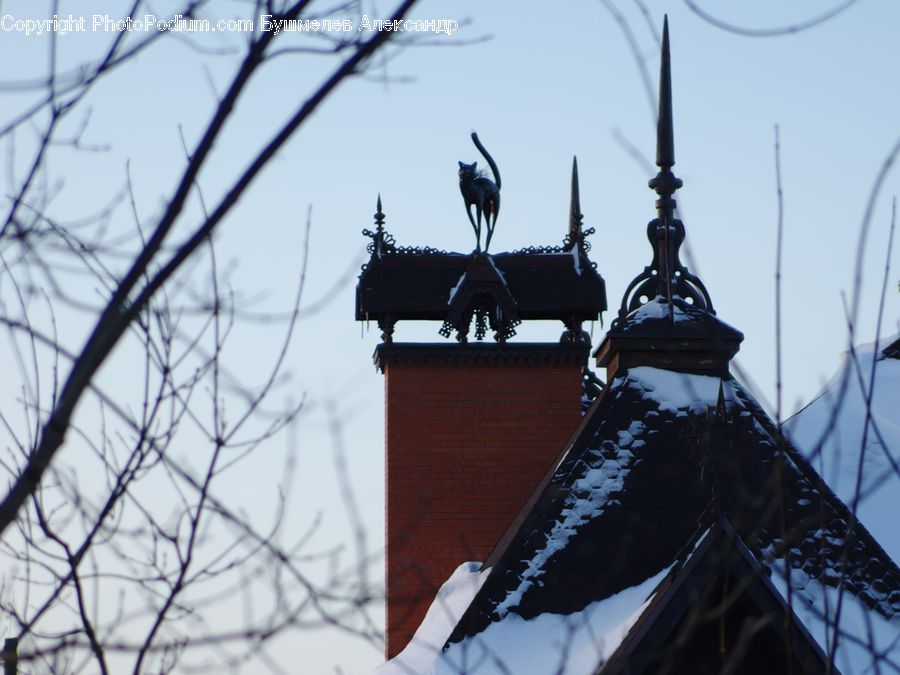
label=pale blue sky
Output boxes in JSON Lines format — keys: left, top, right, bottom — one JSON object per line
{"left": 1, "top": 1, "right": 899, "bottom": 672}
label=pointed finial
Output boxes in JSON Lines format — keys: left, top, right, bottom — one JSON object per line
{"left": 646, "top": 16, "right": 682, "bottom": 320}
{"left": 372, "top": 194, "right": 387, "bottom": 258}
{"left": 649, "top": 16, "right": 682, "bottom": 219}
{"left": 374, "top": 193, "right": 385, "bottom": 231}
{"left": 656, "top": 16, "right": 675, "bottom": 169}
{"left": 568, "top": 156, "right": 583, "bottom": 246}
{"left": 612, "top": 16, "right": 715, "bottom": 326}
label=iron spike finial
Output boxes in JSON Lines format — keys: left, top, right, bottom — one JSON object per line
{"left": 647, "top": 16, "right": 682, "bottom": 320}
{"left": 372, "top": 193, "right": 387, "bottom": 258}
{"left": 648, "top": 16, "right": 682, "bottom": 221}
{"left": 569, "top": 156, "right": 583, "bottom": 244}
{"left": 612, "top": 16, "right": 716, "bottom": 327}
{"left": 374, "top": 193, "right": 385, "bottom": 230}
{"left": 656, "top": 16, "right": 675, "bottom": 169}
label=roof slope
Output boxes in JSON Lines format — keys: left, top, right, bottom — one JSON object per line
{"left": 786, "top": 334, "right": 900, "bottom": 563}
{"left": 441, "top": 365, "right": 900, "bottom": 673}
{"left": 600, "top": 518, "right": 834, "bottom": 675}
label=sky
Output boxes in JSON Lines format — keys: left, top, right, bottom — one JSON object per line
{"left": 1, "top": 1, "right": 899, "bottom": 673}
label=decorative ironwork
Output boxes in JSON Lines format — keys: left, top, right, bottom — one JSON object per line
{"left": 360, "top": 194, "right": 449, "bottom": 276}
{"left": 361, "top": 194, "right": 395, "bottom": 258}
{"left": 439, "top": 254, "right": 521, "bottom": 343}
{"left": 439, "top": 307, "right": 521, "bottom": 343}
{"left": 509, "top": 235, "right": 597, "bottom": 263}
{"left": 389, "top": 244, "right": 448, "bottom": 255}
{"left": 356, "top": 140, "right": 607, "bottom": 343}
{"left": 378, "top": 316, "right": 395, "bottom": 344}
{"left": 615, "top": 16, "right": 713, "bottom": 327}
{"left": 510, "top": 243, "right": 566, "bottom": 255}
{"left": 509, "top": 157, "right": 597, "bottom": 265}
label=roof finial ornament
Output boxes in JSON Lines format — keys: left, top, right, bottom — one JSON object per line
{"left": 613, "top": 16, "right": 715, "bottom": 326}
{"left": 655, "top": 17, "right": 677, "bottom": 175}
{"left": 362, "top": 193, "right": 396, "bottom": 261}
{"left": 649, "top": 16, "right": 682, "bottom": 322}
{"left": 568, "top": 156, "right": 584, "bottom": 248}
{"left": 563, "top": 156, "right": 596, "bottom": 255}
{"left": 373, "top": 193, "right": 386, "bottom": 258}
{"left": 375, "top": 193, "right": 385, "bottom": 227}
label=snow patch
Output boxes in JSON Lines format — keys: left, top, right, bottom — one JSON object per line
{"left": 622, "top": 296, "right": 693, "bottom": 325}
{"left": 623, "top": 366, "right": 735, "bottom": 415}
{"left": 572, "top": 245, "right": 582, "bottom": 276}
{"left": 378, "top": 565, "right": 670, "bottom": 675}
{"left": 375, "top": 562, "right": 490, "bottom": 675}
{"left": 448, "top": 273, "right": 466, "bottom": 304}
{"left": 486, "top": 256, "right": 507, "bottom": 284}
{"left": 496, "top": 445, "right": 637, "bottom": 617}
{"left": 768, "top": 559, "right": 900, "bottom": 675}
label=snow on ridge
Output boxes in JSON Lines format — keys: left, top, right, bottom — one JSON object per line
{"left": 621, "top": 296, "right": 694, "bottom": 325}
{"left": 486, "top": 255, "right": 507, "bottom": 284}
{"left": 448, "top": 273, "right": 465, "bottom": 304}
{"left": 624, "top": 366, "right": 736, "bottom": 415}
{"left": 375, "top": 562, "right": 489, "bottom": 675}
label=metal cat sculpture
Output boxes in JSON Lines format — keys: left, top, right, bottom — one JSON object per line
{"left": 458, "top": 132, "right": 501, "bottom": 252}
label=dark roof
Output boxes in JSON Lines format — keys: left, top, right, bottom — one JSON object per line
{"left": 881, "top": 335, "right": 900, "bottom": 360}
{"left": 445, "top": 364, "right": 900, "bottom": 650}
{"left": 356, "top": 250, "right": 607, "bottom": 323}
{"left": 601, "top": 518, "right": 835, "bottom": 675}
{"left": 601, "top": 296, "right": 742, "bottom": 343}
{"left": 437, "top": 15, "right": 900, "bottom": 665}
{"left": 594, "top": 297, "right": 743, "bottom": 375}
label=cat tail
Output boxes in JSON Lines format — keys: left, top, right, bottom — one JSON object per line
{"left": 471, "top": 132, "right": 501, "bottom": 190}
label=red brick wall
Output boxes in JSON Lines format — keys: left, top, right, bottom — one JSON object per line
{"left": 383, "top": 360, "right": 583, "bottom": 658}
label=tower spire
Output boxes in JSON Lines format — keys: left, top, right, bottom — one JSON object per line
{"left": 656, "top": 16, "right": 676, "bottom": 171}
{"left": 648, "top": 15, "right": 683, "bottom": 318}
{"left": 612, "top": 16, "right": 714, "bottom": 325}
{"left": 594, "top": 17, "right": 744, "bottom": 378}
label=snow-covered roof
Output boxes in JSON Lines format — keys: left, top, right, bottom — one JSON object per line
{"left": 786, "top": 334, "right": 900, "bottom": 564}
{"left": 427, "top": 363, "right": 899, "bottom": 673}
{"left": 375, "top": 563, "right": 490, "bottom": 675}
{"left": 375, "top": 333, "right": 900, "bottom": 675}
{"left": 613, "top": 295, "right": 741, "bottom": 338}
{"left": 376, "top": 560, "right": 671, "bottom": 675}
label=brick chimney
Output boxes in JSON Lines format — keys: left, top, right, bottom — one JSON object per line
{"left": 376, "top": 343, "right": 587, "bottom": 657}
{"left": 356, "top": 169, "right": 606, "bottom": 657}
